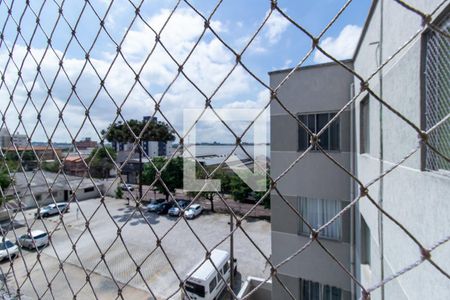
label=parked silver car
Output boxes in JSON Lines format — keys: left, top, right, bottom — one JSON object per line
{"left": 0, "top": 237, "right": 19, "bottom": 261}
{"left": 168, "top": 200, "right": 190, "bottom": 217}
{"left": 145, "top": 199, "right": 166, "bottom": 212}
{"left": 35, "top": 202, "right": 70, "bottom": 218}
{"left": 17, "top": 230, "right": 49, "bottom": 249}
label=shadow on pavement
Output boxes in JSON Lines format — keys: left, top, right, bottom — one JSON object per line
{"left": 112, "top": 205, "right": 161, "bottom": 226}
{"left": 219, "top": 271, "right": 243, "bottom": 300}
{"left": 0, "top": 220, "right": 25, "bottom": 231}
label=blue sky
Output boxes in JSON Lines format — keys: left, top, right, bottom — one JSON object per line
{"left": 0, "top": 0, "right": 371, "bottom": 143}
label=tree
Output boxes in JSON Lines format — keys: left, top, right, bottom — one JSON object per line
{"left": 253, "top": 176, "right": 271, "bottom": 209}
{"left": 87, "top": 146, "right": 117, "bottom": 178}
{"left": 186, "top": 164, "right": 224, "bottom": 213}
{"left": 0, "top": 171, "right": 11, "bottom": 190}
{"left": 42, "top": 161, "right": 59, "bottom": 173}
{"left": 142, "top": 157, "right": 183, "bottom": 201}
{"left": 102, "top": 119, "right": 175, "bottom": 199}
{"left": 229, "top": 173, "right": 252, "bottom": 202}
{"left": 115, "top": 185, "right": 123, "bottom": 199}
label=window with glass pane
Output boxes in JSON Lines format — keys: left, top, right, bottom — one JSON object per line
{"left": 424, "top": 13, "right": 450, "bottom": 172}
{"left": 298, "top": 113, "right": 340, "bottom": 151}
{"left": 301, "top": 279, "right": 343, "bottom": 300}
{"left": 360, "top": 96, "right": 370, "bottom": 154}
{"left": 299, "top": 196, "right": 342, "bottom": 240}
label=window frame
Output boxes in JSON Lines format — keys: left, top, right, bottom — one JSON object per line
{"left": 421, "top": 9, "right": 450, "bottom": 172}
{"left": 297, "top": 112, "right": 340, "bottom": 152}
{"left": 84, "top": 187, "right": 95, "bottom": 193}
{"left": 359, "top": 95, "right": 370, "bottom": 154}
{"left": 361, "top": 217, "right": 371, "bottom": 266}
{"left": 298, "top": 196, "right": 343, "bottom": 241}
{"left": 300, "top": 279, "right": 343, "bottom": 300}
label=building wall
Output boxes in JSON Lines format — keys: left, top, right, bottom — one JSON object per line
{"left": 19, "top": 184, "right": 103, "bottom": 208}
{"left": 63, "top": 161, "right": 87, "bottom": 177}
{"left": 354, "top": 1, "right": 450, "bottom": 299}
{"left": 270, "top": 62, "right": 354, "bottom": 298}
{"left": 12, "top": 134, "right": 27, "bottom": 147}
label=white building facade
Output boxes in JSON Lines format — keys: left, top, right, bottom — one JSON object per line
{"left": 353, "top": 1, "right": 450, "bottom": 299}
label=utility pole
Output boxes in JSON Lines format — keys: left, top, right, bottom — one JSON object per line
{"left": 229, "top": 213, "right": 234, "bottom": 298}
{"left": 138, "top": 146, "right": 143, "bottom": 201}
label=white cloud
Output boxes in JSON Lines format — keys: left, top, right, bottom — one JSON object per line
{"left": 283, "top": 59, "right": 292, "bottom": 68}
{"left": 265, "top": 11, "right": 289, "bottom": 45}
{"left": 0, "top": 8, "right": 265, "bottom": 143}
{"left": 313, "top": 24, "right": 362, "bottom": 64}
{"left": 235, "top": 9, "right": 289, "bottom": 54}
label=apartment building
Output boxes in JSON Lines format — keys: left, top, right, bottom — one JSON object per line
{"left": 270, "top": 1, "right": 449, "bottom": 299}
{"left": 0, "top": 129, "right": 27, "bottom": 148}
{"left": 270, "top": 61, "right": 354, "bottom": 299}
{"left": 353, "top": 1, "right": 450, "bottom": 299}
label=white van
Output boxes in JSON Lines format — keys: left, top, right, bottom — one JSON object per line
{"left": 184, "top": 249, "right": 236, "bottom": 300}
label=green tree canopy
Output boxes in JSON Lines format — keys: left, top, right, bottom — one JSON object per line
{"left": 87, "top": 146, "right": 117, "bottom": 178}
{"left": 186, "top": 164, "right": 227, "bottom": 212}
{"left": 142, "top": 157, "right": 183, "bottom": 200}
{"left": 102, "top": 119, "right": 175, "bottom": 144}
{"left": 0, "top": 171, "right": 11, "bottom": 190}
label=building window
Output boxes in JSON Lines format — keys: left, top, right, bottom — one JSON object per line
{"left": 301, "top": 279, "right": 342, "bottom": 300}
{"left": 361, "top": 217, "right": 371, "bottom": 265}
{"left": 84, "top": 187, "right": 95, "bottom": 193}
{"left": 424, "top": 12, "right": 449, "bottom": 172}
{"left": 360, "top": 96, "right": 370, "bottom": 154}
{"left": 298, "top": 197, "right": 342, "bottom": 240}
{"left": 298, "top": 113, "right": 340, "bottom": 151}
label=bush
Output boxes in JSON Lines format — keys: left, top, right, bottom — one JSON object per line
{"left": 0, "top": 171, "right": 11, "bottom": 190}
{"left": 42, "top": 161, "right": 60, "bottom": 173}
{"left": 115, "top": 186, "right": 123, "bottom": 199}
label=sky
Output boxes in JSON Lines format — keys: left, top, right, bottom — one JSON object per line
{"left": 0, "top": 0, "right": 371, "bottom": 144}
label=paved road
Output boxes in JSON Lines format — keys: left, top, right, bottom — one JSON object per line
{"left": 0, "top": 198, "right": 271, "bottom": 299}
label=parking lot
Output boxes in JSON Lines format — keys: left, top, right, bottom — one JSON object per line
{"left": 0, "top": 198, "right": 271, "bottom": 299}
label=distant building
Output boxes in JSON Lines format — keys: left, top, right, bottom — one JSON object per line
{"left": 75, "top": 137, "right": 97, "bottom": 150}
{"left": 111, "top": 116, "right": 173, "bottom": 183}
{"left": 0, "top": 129, "right": 27, "bottom": 148}
{"left": 12, "top": 132, "right": 27, "bottom": 147}
{"left": 5, "top": 171, "right": 104, "bottom": 209}
{"left": 63, "top": 156, "right": 88, "bottom": 177}
{"left": 0, "top": 128, "right": 10, "bottom": 148}
{"left": 4, "top": 146, "right": 62, "bottom": 161}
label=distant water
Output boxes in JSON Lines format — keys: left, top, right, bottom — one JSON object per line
{"left": 182, "top": 145, "right": 270, "bottom": 159}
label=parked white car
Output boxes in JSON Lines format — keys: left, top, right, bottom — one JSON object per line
{"left": 17, "top": 230, "right": 49, "bottom": 249}
{"left": 0, "top": 237, "right": 19, "bottom": 261}
{"left": 35, "top": 202, "right": 70, "bottom": 218}
{"left": 184, "top": 204, "right": 203, "bottom": 219}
